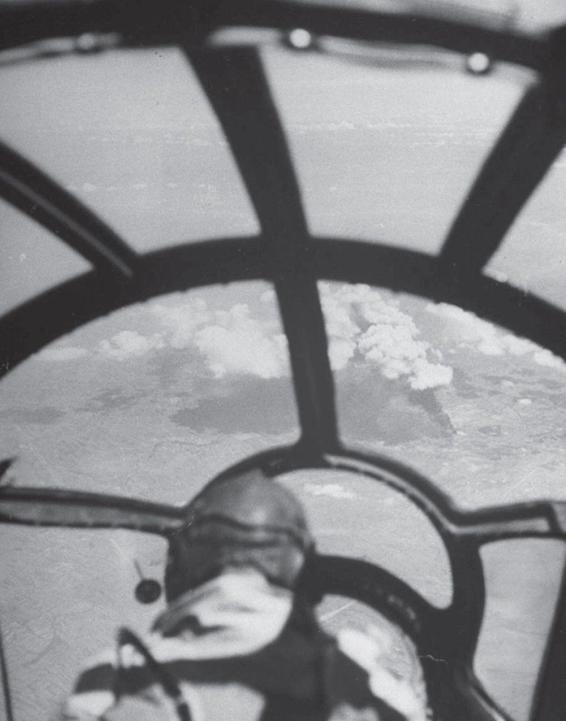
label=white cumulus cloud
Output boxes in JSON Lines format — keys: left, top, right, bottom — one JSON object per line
{"left": 194, "top": 304, "right": 288, "bottom": 379}
{"left": 98, "top": 330, "right": 165, "bottom": 361}
{"left": 533, "top": 349, "right": 566, "bottom": 369}
{"left": 320, "top": 283, "right": 453, "bottom": 389}
{"left": 151, "top": 297, "right": 288, "bottom": 379}
{"left": 152, "top": 298, "right": 211, "bottom": 350}
{"left": 426, "top": 303, "right": 506, "bottom": 355}
{"left": 426, "top": 302, "right": 566, "bottom": 370}
{"left": 303, "top": 482, "right": 356, "bottom": 500}
{"left": 91, "top": 286, "right": 472, "bottom": 386}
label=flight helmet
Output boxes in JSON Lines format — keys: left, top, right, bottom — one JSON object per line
{"left": 164, "top": 469, "right": 314, "bottom": 601}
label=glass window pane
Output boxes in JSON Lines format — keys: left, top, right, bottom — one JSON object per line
{"left": 486, "top": 157, "right": 566, "bottom": 310}
{"left": 0, "top": 282, "right": 298, "bottom": 502}
{"left": 475, "top": 539, "right": 566, "bottom": 721}
{"left": 320, "top": 281, "right": 566, "bottom": 508}
{"left": 0, "top": 526, "right": 166, "bottom": 721}
{"left": 0, "top": 49, "right": 259, "bottom": 251}
{"left": 264, "top": 46, "right": 527, "bottom": 253}
{"left": 279, "top": 469, "right": 453, "bottom": 607}
{"left": 0, "top": 199, "right": 90, "bottom": 316}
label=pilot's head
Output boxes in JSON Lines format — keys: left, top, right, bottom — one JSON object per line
{"left": 164, "top": 469, "right": 314, "bottom": 602}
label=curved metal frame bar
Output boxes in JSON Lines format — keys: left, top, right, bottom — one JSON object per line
{"left": 3, "top": 238, "right": 566, "bottom": 375}
{"left": 0, "top": 141, "right": 137, "bottom": 278}
{"left": 0, "top": 485, "right": 183, "bottom": 533}
{"left": 0, "top": 0, "right": 556, "bottom": 70}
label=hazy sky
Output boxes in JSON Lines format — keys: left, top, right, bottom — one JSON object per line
{"left": 2, "top": 42, "right": 566, "bottom": 314}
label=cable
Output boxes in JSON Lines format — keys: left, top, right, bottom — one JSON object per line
{"left": 116, "top": 627, "right": 191, "bottom": 721}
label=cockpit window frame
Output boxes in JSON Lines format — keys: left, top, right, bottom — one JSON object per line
{"left": 2, "top": 4, "right": 566, "bottom": 720}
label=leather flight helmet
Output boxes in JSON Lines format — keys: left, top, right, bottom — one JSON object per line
{"left": 164, "top": 469, "right": 315, "bottom": 601}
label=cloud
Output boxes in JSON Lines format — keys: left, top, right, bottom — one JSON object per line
{"left": 152, "top": 297, "right": 288, "bottom": 379}
{"left": 152, "top": 298, "right": 211, "bottom": 350}
{"left": 426, "top": 303, "right": 566, "bottom": 370}
{"left": 193, "top": 304, "right": 287, "bottom": 379}
{"left": 320, "top": 283, "right": 453, "bottom": 390}
{"left": 426, "top": 303, "right": 506, "bottom": 355}
{"left": 98, "top": 330, "right": 165, "bottom": 361}
{"left": 92, "top": 286, "right": 540, "bottom": 389}
{"left": 303, "top": 482, "right": 356, "bottom": 500}
{"left": 533, "top": 349, "right": 566, "bottom": 370}
{"left": 39, "top": 346, "right": 88, "bottom": 362}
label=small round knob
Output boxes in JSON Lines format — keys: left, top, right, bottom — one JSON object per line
{"left": 135, "top": 578, "right": 162, "bottom": 604}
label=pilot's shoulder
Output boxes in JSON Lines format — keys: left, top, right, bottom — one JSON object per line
{"left": 336, "top": 628, "right": 428, "bottom": 721}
